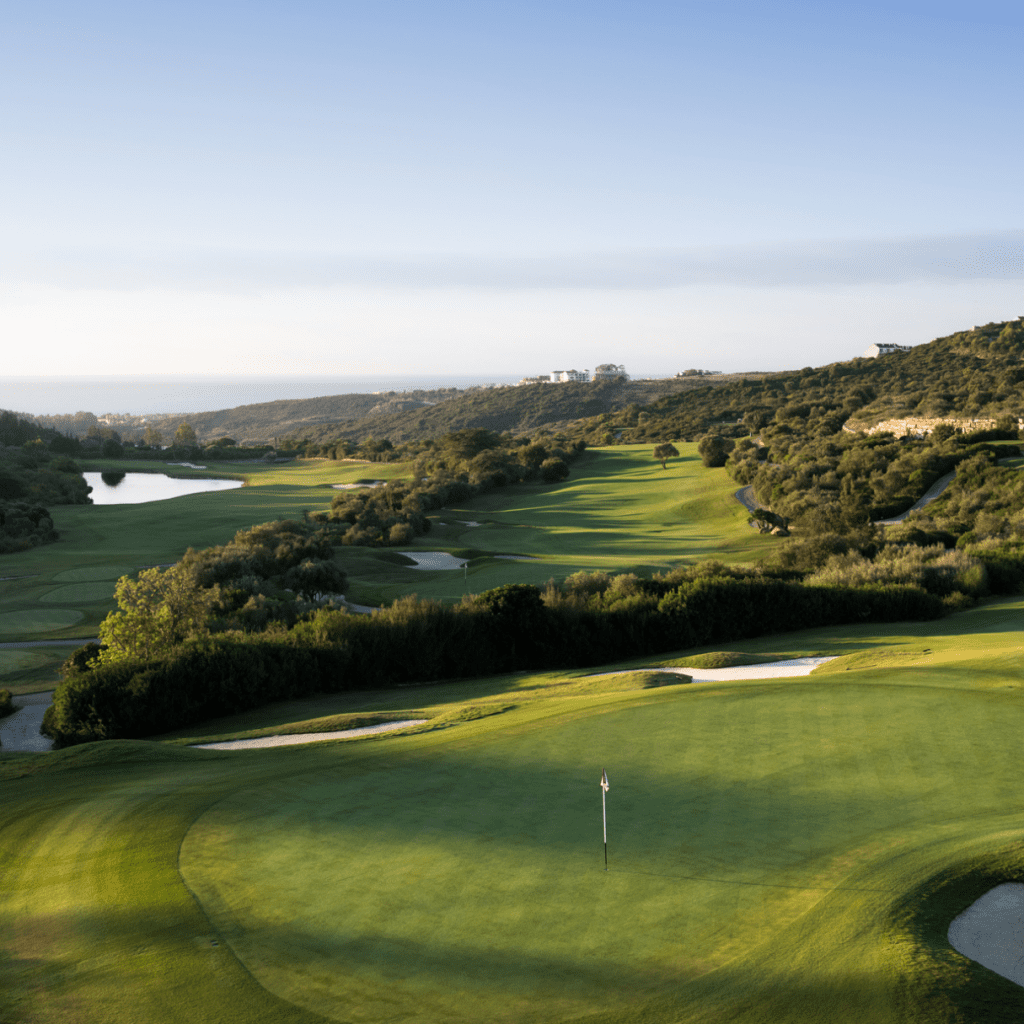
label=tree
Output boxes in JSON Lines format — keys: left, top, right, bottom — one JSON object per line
{"left": 697, "top": 434, "right": 735, "bottom": 468}
{"left": 174, "top": 422, "right": 198, "bottom": 447}
{"left": 143, "top": 425, "right": 163, "bottom": 447}
{"left": 283, "top": 559, "right": 348, "bottom": 601}
{"left": 540, "top": 457, "right": 570, "bottom": 482}
{"left": 96, "top": 564, "right": 221, "bottom": 664}
{"left": 653, "top": 442, "right": 680, "bottom": 469}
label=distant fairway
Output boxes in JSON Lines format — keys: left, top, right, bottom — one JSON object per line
{"left": 358, "top": 443, "right": 776, "bottom": 603}
{"left": 6, "top": 598, "right": 1024, "bottom": 1022}
{"left": 0, "top": 446, "right": 769, "bottom": 646}
{"left": 0, "top": 457, "right": 410, "bottom": 643}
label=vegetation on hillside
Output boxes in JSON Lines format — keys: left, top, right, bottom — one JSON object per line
{"left": 0, "top": 411, "right": 92, "bottom": 552}
{"left": 594, "top": 318, "right": 1024, "bottom": 445}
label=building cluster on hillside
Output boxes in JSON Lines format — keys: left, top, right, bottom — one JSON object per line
{"left": 863, "top": 343, "right": 913, "bottom": 358}
{"left": 516, "top": 363, "right": 628, "bottom": 385}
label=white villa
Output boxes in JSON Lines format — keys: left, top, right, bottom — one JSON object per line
{"left": 863, "top": 343, "right": 912, "bottom": 358}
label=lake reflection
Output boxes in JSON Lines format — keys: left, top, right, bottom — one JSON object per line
{"left": 84, "top": 471, "right": 244, "bottom": 504}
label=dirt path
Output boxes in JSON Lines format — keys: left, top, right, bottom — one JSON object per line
{"left": 734, "top": 485, "right": 758, "bottom": 512}
{"left": 874, "top": 471, "right": 955, "bottom": 524}
{"left": 734, "top": 473, "right": 957, "bottom": 525}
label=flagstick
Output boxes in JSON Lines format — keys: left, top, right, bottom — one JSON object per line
{"left": 602, "top": 783, "right": 608, "bottom": 870}
{"left": 601, "top": 768, "right": 609, "bottom": 871}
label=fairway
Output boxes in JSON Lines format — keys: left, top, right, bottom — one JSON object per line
{"left": 0, "top": 446, "right": 770, "bottom": 646}
{"left": 356, "top": 443, "right": 777, "bottom": 603}
{"left": 5, "top": 599, "right": 1024, "bottom": 1022}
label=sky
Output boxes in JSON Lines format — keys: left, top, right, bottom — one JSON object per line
{"left": 4, "top": 0, "right": 1024, "bottom": 382}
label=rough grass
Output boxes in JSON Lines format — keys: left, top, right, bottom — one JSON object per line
{"left": 660, "top": 650, "right": 785, "bottom": 670}
{"left": 5, "top": 598, "right": 1024, "bottom": 1022}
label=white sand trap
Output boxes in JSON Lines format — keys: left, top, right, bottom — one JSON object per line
{"left": 192, "top": 719, "right": 427, "bottom": 750}
{"left": 598, "top": 656, "right": 837, "bottom": 683}
{"left": 675, "top": 656, "right": 837, "bottom": 682}
{"left": 0, "top": 691, "right": 55, "bottom": 753}
{"left": 457, "top": 520, "right": 482, "bottom": 527}
{"left": 948, "top": 883, "right": 1024, "bottom": 988}
{"left": 399, "top": 551, "right": 467, "bottom": 570}
{"left": 332, "top": 480, "right": 385, "bottom": 490}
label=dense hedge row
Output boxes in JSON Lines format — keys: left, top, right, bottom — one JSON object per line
{"left": 42, "top": 578, "right": 942, "bottom": 747}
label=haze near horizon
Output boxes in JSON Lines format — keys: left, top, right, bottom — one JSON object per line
{"left": 4, "top": 1, "right": 1024, "bottom": 380}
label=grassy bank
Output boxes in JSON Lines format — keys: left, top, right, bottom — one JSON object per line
{"left": 3, "top": 597, "right": 1024, "bottom": 1022}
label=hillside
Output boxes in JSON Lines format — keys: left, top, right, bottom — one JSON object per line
{"left": 276, "top": 373, "right": 772, "bottom": 447}
{"left": 33, "top": 374, "right": 770, "bottom": 446}
{"left": 602, "top": 318, "right": 1024, "bottom": 444}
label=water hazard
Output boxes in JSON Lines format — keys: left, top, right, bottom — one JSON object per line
{"left": 84, "top": 471, "right": 243, "bottom": 504}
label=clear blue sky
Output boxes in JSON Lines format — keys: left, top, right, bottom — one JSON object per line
{"left": 4, "top": 0, "right": 1023, "bottom": 378}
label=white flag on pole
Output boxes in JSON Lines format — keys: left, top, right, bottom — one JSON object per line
{"left": 601, "top": 769, "right": 609, "bottom": 792}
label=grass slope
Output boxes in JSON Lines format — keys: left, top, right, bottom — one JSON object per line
{"left": 0, "top": 459, "right": 407, "bottom": 646}
{"left": 358, "top": 444, "right": 774, "bottom": 603}
{"left": 3, "top": 598, "right": 1024, "bottom": 1022}
{"left": 0, "top": 446, "right": 770, "bottom": 657}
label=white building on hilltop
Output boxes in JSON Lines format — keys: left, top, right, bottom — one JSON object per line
{"left": 863, "top": 343, "right": 912, "bottom": 358}
{"left": 592, "top": 363, "right": 628, "bottom": 380}
{"left": 551, "top": 369, "right": 589, "bottom": 382}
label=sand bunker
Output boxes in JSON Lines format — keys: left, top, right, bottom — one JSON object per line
{"left": 0, "top": 691, "right": 55, "bottom": 753}
{"left": 456, "top": 520, "right": 482, "bottom": 527}
{"left": 332, "top": 480, "right": 385, "bottom": 490}
{"left": 399, "top": 552, "right": 467, "bottom": 570}
{"left": 948, "top": 883, "right": 1024, "bottom": 988}
{"left": 671, "top": 656, "right": 837, "bottom": 682}
{"left": 192, "top": 719, "right": 427, "bottom": 750}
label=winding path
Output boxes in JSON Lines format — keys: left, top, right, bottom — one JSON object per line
{"left": 734, "top": 473, "right": 957, "bottom": 525}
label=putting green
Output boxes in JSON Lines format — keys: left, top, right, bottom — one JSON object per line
{"left": 0, "top": 608, "right": 83, "bottom": 636}
{"left": 40, "top": 582, "right": 118, "bottom": 604}
{"left": 180, "top": 659, "right": 1024, "bottom": 1024}
{"left": 8, "top": 601, "right": 1024, "bottom": 1023}
{"left": 51, "top": 565, "right": 135, "bottom": 583}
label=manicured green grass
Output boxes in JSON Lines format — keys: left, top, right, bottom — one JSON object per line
{"left": 0, "top": 649, "right": 52, "bottom": 677}
{"left": 0, "top": 447, "right": 770, "bottom": 663}
{"left": 0, "top": 458, "right": 408, "bottom": 650}
{"left": 4, "top": 598, "right": 1024, "bottom": 1022}
{"left": 0, "top": 608, "right": 84, "bottom": 638}
{"left": 356, "top": 444, "right": 776, "bottom": 604}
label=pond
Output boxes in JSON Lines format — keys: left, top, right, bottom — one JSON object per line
{"left": 83, "top": 471, "right": 244, "bottom": 505}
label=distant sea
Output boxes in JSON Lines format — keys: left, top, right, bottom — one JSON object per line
{"left": 1, "top": 374, "right": 526, "bottom": 417}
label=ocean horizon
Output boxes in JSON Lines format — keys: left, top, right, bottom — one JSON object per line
{"left": 2, "top": 374, "right": 529, "bottom": 417}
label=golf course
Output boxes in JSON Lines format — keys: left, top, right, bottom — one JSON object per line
{"left": 2, "top": 444, "right": 1023, "bottom": 1021}
{"left": 0, "top": 444, "right": 772, "bottom": 691}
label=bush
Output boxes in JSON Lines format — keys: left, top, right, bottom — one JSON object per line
{"left": 43, "top": 572, "right": 945, "bottom": 747}
{"left": 0, "top": 688, "right": 13, "bottom": 720}
{"left": 540, "top": 457, "right": 570, "bottom": 482}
